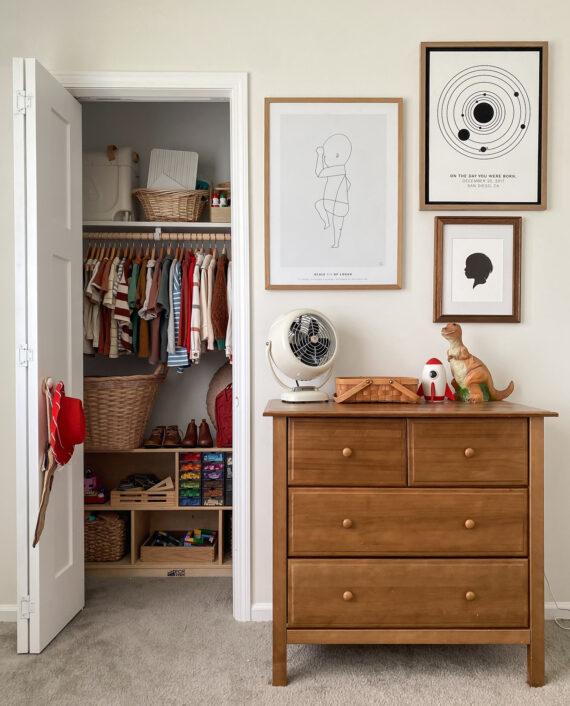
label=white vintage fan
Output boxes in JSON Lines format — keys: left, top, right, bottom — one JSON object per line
{"left": 266, "top": 309, "right": 338, "bottom": 402}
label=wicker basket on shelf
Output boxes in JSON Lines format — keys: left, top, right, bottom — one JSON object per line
{"left": 85, "top": 513, "right": 127, "bottom": 562}
{"left": 133, "top": 188, "right": 209, "bottom": 222}
{"left": 84, "top": 364, "right": 167, "bottom": 450}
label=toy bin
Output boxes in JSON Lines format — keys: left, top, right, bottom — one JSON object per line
{"left": 83, "top": 145, "right": 139, "bottom": 221}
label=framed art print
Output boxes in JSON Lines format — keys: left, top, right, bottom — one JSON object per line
{"left": 265, "top": 98, "right": 403, "bottom": 289}
{"left": 434, "top": 217, "right": 521, "bottom": 323}
{"left": 420, "top": 42, "right": 548, "bottom": 210}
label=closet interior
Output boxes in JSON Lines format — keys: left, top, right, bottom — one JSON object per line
{"left": 81, "top": 100, "right": 234, "bottom": 578}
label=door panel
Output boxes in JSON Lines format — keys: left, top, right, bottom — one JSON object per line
{"left": 15, "top": 58, "right": 83, "bottom": 653}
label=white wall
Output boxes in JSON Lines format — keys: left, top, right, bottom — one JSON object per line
{"left": 1, "top": 0, "right": 569, "bottom": 615}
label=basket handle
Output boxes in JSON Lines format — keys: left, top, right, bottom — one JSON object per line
{"left": 334, "top": 378, "right": 373, "bottom": 404}
{"left": 387, "top": 378, "right": 420, "bottom": 403}
{"left": 152, "top": 363, "right": 168, "bottom": 378}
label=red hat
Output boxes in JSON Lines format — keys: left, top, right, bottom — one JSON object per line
{"left": 426, "top": 358, "right": 443, "bottom": 365}
{"left": 50, "top": 382, "right": 86, "bottom": 466}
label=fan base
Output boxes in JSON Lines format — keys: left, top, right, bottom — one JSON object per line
{"left": 281, "top": 389, "right": 329, "bottom": 403}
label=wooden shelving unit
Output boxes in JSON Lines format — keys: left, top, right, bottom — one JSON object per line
{"left": 84, "top": 448, "right": 232, "bottom": 577}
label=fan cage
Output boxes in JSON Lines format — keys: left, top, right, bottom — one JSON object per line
{"left": 288, "top": 314, "right": 336, "bottom": 368}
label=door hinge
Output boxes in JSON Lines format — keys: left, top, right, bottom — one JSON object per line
{"left": 18, "top": 344, "right": 33, "bottom": 367}
{"left": 14, "top": 90, "right": 32, "bottom": 115}
{"left": 19, "top": 596, "right": 34, "bottom": 620}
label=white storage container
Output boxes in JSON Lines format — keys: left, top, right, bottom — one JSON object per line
{"left": 83, "top": 145, "right": 139, "bottom": 221}
{"left": 147, "top": 148, "right": 198, "bottom": 190}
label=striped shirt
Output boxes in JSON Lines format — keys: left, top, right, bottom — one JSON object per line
{"left": 167, "top": 260, "right": 189, "bottom": 370}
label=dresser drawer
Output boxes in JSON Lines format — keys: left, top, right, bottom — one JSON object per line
{"left": 408, "top": 419, "right": 528, "bottom": 486}
{"left": 288, "top": 488, "right": 528, "bottom": 557}
{"left": 288, "top": 418, "right": 406, "bottom": 486}
{"left": 288, "top": 559, "right": 528, "bottom": 628}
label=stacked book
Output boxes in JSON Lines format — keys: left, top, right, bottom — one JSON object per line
{"left": 202, "top": 452, "right": 225, "bottom": 506}
{"left": 225, "top": 454, "right": 233, "bottom": 506}
{"left": 179, "top": 452, "right": 202, "bottom": 506}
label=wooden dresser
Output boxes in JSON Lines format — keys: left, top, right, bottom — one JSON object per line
{"left": 264, "top": 400, "right": 557, "bottom": 687}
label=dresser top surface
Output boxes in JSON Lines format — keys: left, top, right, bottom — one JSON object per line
{"left": 264, "top": 399, "right": 557, "bottom": 418}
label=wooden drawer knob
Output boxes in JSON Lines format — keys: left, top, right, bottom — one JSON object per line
{"left": 342, "top": 447, "right": 353, "bottom": 458}
{"left": 464, "top": 519, "right": 476, "bottom": 530}
{"left": 464, "top": 447, "right": 475, "bottom": 458}
{"left": 342, "top": 518, "right": 353, "bottom": 529}
{"left": 342, "top": 591, "right": 354, "bottom": 601}
{"left": 465, "top": 591, "right": 476, "bottom": 601}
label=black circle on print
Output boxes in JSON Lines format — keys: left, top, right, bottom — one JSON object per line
{"left": 437, "top": 64, "right": 531, "bottom": 160}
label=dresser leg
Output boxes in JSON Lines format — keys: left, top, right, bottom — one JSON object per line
{"left": 272, "top": 626, "right": 287, "bottom": 686}
{"left": 527, "top": 637, "right": 545, "bottom": 687}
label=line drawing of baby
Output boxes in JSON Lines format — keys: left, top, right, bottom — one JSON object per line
{"left": 314, "top": 133, "right": 352, "bottom": 248}
{"left": 464, "top": 252, "right": 493, "bottom": 288}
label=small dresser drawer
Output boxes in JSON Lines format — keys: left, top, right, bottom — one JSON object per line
{"left": 288, "top": 488, "right": 528, "bottom": 557}
{"left": 288, "top": 559, "right": 529, "bottom": 628}
{"left": 288, "top": 418, "right": 406, "bottom": 486}
{"left": 409, "top": 419, "right": 528, "bottom": 486}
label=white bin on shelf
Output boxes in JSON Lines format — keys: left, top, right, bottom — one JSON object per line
{"left": 83, "top": 145, "right": 139, "bottom": 221}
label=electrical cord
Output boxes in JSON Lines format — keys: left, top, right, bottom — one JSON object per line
{"left": 545, "top": 573, "right": 570, "bottom": 631}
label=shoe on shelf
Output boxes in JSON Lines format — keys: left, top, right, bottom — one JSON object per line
{"left": 144, "top": 426, "right": 166, "bottom": 448}
{"left": 163, "top": 425, "right": 182, "bottom": 447}
{"left": 182, "top": 419, "right": 198, "bottom": 448}
{"left": 198, "top": 419, "right": 214, "bottom": 448}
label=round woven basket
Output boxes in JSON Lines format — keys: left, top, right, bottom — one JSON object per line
{"left": 85, "top": 513, "right": 127, "bottom": 562}
{"left": 84, "top": 364, "right": 167, "bottom": 450}
{"left": 133, "top": 188, "right": 209, "bottom": 222}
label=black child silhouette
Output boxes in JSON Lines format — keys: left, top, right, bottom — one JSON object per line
{"left": 464, "top": 252, "right": 493, "bottom": 289}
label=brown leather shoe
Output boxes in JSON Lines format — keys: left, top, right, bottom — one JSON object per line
{"left": 163, "top": 425, "right": 182, "bottom": 447}
{"left": 182, "top": 419, "right": 198, "bottom": 448}
{"left": 198, "top": 419, "right": 213, "bottom": 448}
{"left": 144, "top": 426, "right": 165, "bottom": 448}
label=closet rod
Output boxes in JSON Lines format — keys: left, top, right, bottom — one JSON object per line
{"left": 83, "top": 231, "right": 231, "bottom": 242}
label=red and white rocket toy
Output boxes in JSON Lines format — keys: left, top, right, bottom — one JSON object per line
{"left": 417, "top": 358, "right": 455, "bottom": 402}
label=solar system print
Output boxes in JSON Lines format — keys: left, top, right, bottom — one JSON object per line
{"left": 421, "top": 43, "right": 547, "bottom": 210}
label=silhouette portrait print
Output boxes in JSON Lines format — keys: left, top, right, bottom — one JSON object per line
{"left": 464, "top": 252, "right": 493, "bottom": 288}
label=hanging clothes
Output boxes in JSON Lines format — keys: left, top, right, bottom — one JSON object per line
{"left": 225, "top": 260, "right": 232, "bottom": 362}
{"left": 212, "top": 252, "right": 229, "bottom": 348}
{"left": 167, "top": 259, "right": 190, "bottom": 370}
{"left": 190, "top": 251, "right": 203, "bottom": 362}
{"left": 83, "top": 234, "right": 232, "bottom": 363}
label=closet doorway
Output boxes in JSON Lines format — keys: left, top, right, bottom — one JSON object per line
{"left": 13, "top": 61, "right": 251, "bottom": 654}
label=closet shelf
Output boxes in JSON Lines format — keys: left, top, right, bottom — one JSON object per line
{"left": 83, "top": 220, "right": 231, "bottom": 230}
{"left": 85, "top": 447, "right": 232, "bottom": 454}
{"left": 84, "top": 504, "right": 233, "bottom": 511}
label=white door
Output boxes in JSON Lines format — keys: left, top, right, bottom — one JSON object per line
{"left": 13, "top": 58, "right": 84, "bottom": 653}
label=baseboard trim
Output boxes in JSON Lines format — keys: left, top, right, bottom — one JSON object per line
{"left": 545, "top": 602, "right": 570, "bottom": 621}
{"left": 251, "top": 602, "right": 569, "bottom": 623}
{"left": 0, "top": 604, "right": 17, "bottom": 622}
{"left": 251, "top": 602, "right": 272, "bottom": 621}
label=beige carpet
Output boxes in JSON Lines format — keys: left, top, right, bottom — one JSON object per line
{"left": 1, "top": 577, "right": 569, "bottom": 705}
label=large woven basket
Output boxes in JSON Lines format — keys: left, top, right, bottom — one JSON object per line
{"left": 133, "top": 188, "right": 209, "bottom": 222}
{"left": 334, "top": 376, "right": 420, "bottom": 404}
{"left": 85, "top": 512, "right": 127, "bottom": 562}
{"left": 84, "top": 364, "right": 167, "bottom": 450}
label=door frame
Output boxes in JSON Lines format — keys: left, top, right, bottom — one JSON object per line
{"left": 15, "top": 70, "right": 252, "bottom": 637}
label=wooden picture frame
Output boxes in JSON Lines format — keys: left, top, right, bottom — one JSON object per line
{"left": 265, "top": 97, "right": 403, "bottom": 290}
{"left": 420, "top": 42, "right": 548, "bottom": 210}
{"left": 434, "top": 216, "right": 521, "bottom": 323}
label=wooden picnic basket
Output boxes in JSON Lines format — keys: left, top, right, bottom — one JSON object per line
{"left": 334, "top": 376, "right": 420, "bottom": 404}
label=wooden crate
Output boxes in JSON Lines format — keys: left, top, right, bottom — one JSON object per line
{"left": 210, "top": 206, "right": 231, "bottom": 223}
{"left": 110, "top": 477, "right": 176, "bottom": 510}
{"left": 140, "top": 531, "right": 217, "bottom": 564}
